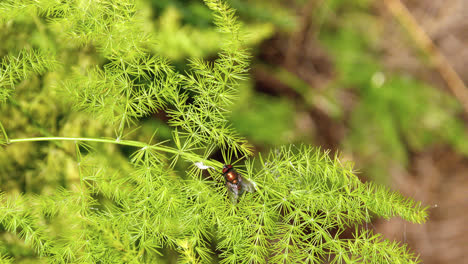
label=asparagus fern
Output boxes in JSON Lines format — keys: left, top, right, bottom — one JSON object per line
{"left": 0, "top": 0, "right": 427, "bottom": 263}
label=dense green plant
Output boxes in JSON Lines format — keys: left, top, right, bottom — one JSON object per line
{"left": 0, "top": 0, "right": 427, "bottom": 263}
{"left": 150, "top": 0, "right": 296, "bottom": 31}
{"left": 152, "top": 4, "right": 275, "bottom": 61}
{"left": 229, "top": 89, "right": 296, "bottom": 146}
{"left": 316, "top": 0, "right": 468, "bottom": 183}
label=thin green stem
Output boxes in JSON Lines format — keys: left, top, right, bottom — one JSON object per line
{"left": 8, "top": 98, "right": 63, "bottom": 147}
{"left": 8, "top": 136, "right": 222, "bottom": 168}
{"left": 75, "top": 143, "right": 84, "bottom": 189}
{"left": 0, "top": 121, "right": 8, "bottom": 143}
{"left": 9, "top": 136, "right": 175, "bottom": 153}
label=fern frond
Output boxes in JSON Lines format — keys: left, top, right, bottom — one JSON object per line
{"left": 0, "top": 255, "right": 14, "bottom": 263}
{"left": 346, "top": 229, "right": 420, "bottom": 263}
{"left": 0, "top": 49, "right": 58, "bottom": 102}
{"left": 0, "top": 193, "right": 53, "bottom": 257}
{"left": 166, "top": 0, "right": 252, "bottom": 157}
{"left": 215, "top": 145, "right": 426, "bottom": 263}
{"left": 361, "top": 182, "right": 428, "bottom": 223}
{"left": 63, "top": 55, "right": 178, "bottom": 129}
{"left": 0, "top": 0, "right": 429, "bottom": 263}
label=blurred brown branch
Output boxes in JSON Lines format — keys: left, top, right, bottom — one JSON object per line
{"left": 384, "top": 0, "right": 468, "bottom": 114}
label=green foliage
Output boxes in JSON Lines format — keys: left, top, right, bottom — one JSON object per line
{"left": 0, "top": 0, "right": 428, "bottom": 263}
{"left": 151, "top": 0, "right": 296, "bottom": 31}
{"left": 230, "top": 91, "right": 295, "bottom": 145}
{"left": 228, "top": 0, "right": 296, "bottom": 30}
{"left": 0, "top": 49, "right": 58, "bottom": 102}
{"left": 154, "top": 6, "right": 274, "bottom": 61}
{"left": 345, "top": 75, "right": 468, "bottom": 181}
{"left": 318, "top": 2, "right": 468, "bottom": 182}
{"left": 216, "top": 145, "right": 425, "bottom": 264}
{"left": 63, "top": 55, "right": 176, "bottom": 130}
{"left": 1, "top": 145, "right": 427, "bottom": 263}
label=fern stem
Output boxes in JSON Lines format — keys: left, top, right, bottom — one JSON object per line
{"left": 0, "top": 121, "right": 9, "bottom": 143}
{"left": 9, "top": 136, "right": 142, "bottom": 146}
{"left": 8, "top": 136, "right": 221, "bottom": 168}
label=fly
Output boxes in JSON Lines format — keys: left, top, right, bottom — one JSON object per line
{"left": 222, "top": 164, "right": 256, "bottom": 203}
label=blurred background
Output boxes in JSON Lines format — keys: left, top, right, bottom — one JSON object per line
{"left": 148, "top": 0, "right": 468, "bottom": 263}
{"left": 1, "top": 0, "right": 467, "bottom": 263}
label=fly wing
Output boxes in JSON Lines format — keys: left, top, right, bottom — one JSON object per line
{"left": 226, "top": 182, "right": 239, "bottom": 204}
{"left": 239, "top": 176, "right": 256, "bottom": 193}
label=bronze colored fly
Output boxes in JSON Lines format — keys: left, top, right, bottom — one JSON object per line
{"left": 222, "top": 164, "right": 256, "bottom": 203}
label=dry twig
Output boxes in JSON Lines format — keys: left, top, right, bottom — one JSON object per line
{"left": 384, "top": 0, "right": 468, "bottom": 114}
